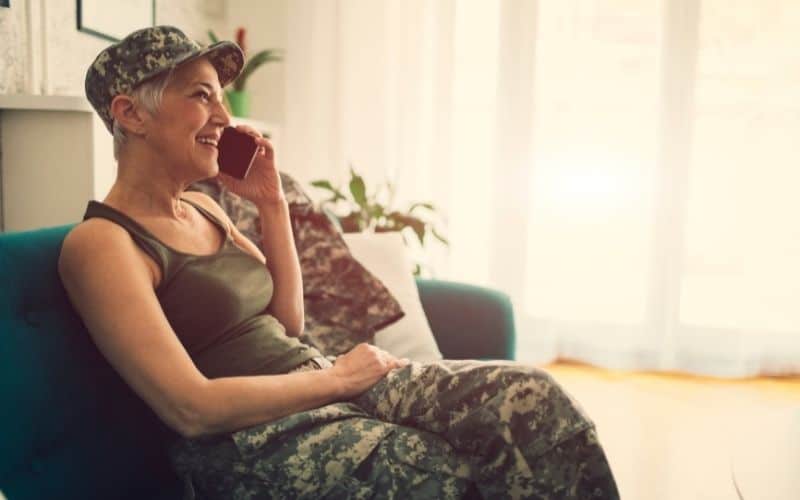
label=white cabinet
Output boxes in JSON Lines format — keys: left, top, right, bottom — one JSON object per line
{"left": 0, "top": 95, "right": 113, "bottom": 233}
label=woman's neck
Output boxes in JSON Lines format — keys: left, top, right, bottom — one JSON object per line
{"left": 104, "top": 177, "right": 190, "bottom": 221}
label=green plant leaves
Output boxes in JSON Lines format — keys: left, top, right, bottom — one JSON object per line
{"left": 208, "top": 30, "right": 220, "bottom": 44}
{"left": 233, "top": 49, "right": 284, "bottom": 91}
{"left": 431, "top": 227, "right": 450, "bottom": 245}
{"left": 310, "top": 180, "right": 347, "bottom": 203}
{"left": 367, "top": 204, "right": 385, "bottom": 220}
{"left": 310, "top": 165, "right": 449, "bottom": 274}
{"left": 348, "top": 167, "right": 368, "bottom": 209}
{"left": 409, "top": 202, "right": 436, "bottom": 213}
{"left": 386, "top": 212, "right": 426, "bottom": 245}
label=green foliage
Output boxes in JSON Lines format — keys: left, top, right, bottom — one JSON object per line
{"left": 233, "top": 49, "right": 284, "bottom": 91}
{"left": 312, "top": 166, "right": 449, "bottom": 276}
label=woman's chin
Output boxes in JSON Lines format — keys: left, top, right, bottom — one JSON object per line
{"left": 208, "top": 162, "right": 220, "bottom": 176}
{"left": 190, "top": 161, "right": 219, "bottom": 182}
{"left": 202, "top": 155, "right": 219, "bottom": 173}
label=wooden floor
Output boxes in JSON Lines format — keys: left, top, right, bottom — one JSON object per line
{"left": 543, "top": 361, "right": 800, "bottom": 500}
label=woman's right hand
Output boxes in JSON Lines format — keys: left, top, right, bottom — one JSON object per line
{"left": 329, "top": 343, "right": 409, "bottom": 399}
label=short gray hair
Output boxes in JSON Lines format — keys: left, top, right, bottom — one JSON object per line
{"left": 112, "top": 69, "right": 174, "bottom": 160}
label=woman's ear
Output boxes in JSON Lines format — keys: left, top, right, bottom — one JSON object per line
{"left": 109, "top": 95, "right": 147, "bottom": 136}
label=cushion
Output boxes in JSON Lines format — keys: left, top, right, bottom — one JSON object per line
{"left": 189, "top": 175, "right": 404, "bottom": 355}
{"left": 342, "top": 232, "right": 443, "bottom": 362}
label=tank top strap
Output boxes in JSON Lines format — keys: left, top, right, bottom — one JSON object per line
{"left": 179, "top": 197, "right": 231, "bottom": 240}
{"left": 82, "top": 201, "right": 190, "bottom": 287}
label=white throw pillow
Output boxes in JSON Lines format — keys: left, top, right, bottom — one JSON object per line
{"left": 342, "top": 232, "right": 443, "bottom": 362}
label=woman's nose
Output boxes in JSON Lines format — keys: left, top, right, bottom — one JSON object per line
{"left": 211, "top": 99, "right": 231, "bottom": 127}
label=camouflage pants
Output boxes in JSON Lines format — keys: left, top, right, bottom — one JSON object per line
{"left": 170, "top": 360, "right": 619, "bottom": 499}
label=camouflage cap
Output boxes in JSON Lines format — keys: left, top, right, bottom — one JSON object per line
{"left": 85, "top": 25, "right": 244, "bottom": 134}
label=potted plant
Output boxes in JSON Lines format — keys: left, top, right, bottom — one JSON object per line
{"left": 311, "top": 166, "right": 449, "bottom": 276}
{"left": 208, "top": 28, "right": 284, "bottom": 117}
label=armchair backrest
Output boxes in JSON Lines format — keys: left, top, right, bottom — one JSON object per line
{"left": 0, "top": 224, "right": 180, "bottom": 500}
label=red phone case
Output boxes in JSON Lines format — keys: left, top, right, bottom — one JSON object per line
{"left": 217, "top": 127, "right": 259, "bottom": 179}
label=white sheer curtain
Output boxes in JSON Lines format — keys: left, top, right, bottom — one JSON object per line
{"left": 282, "top": 0, "right": 800, "bottom": 377}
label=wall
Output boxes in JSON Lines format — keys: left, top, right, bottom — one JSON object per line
{"left": 0, "top": 0, "right": 230, "bottom": 96}
{"left": 227, "top": 0, "right": 288, "bottom": 127}
{"left": 0, "top": 1, "right": 26, "bottom": 94}
{"left": 227, "top": 0, "right": 341, "bottom": 185}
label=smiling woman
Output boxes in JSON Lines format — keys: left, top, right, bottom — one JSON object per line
{"left": 56, "top": 25, "right": 619, "bottom": 499}
{"left": 107, "top": 57, "right": 231, "bottom": 180}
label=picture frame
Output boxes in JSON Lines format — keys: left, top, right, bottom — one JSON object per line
{"left": 77, "top": 0, "right": 156, "bottom": 42}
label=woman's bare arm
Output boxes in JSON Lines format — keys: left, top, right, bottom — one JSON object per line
{"left": 58, "top": 220, "right": 402, "bottom": 438}
{"left": 255, "top": 198, "right": 304, "bottom": 337}
{"left": 198, "top": 341, "right": 404, "bottom": 436}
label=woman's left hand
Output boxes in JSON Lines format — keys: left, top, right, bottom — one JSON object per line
{"left": 214, "top": 125, "right": 285, "bottom": 205}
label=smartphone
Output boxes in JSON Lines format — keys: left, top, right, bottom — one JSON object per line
{"left": 217, "top": 126, "right": 259, "bottom": 179}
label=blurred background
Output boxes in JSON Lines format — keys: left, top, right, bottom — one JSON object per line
{"left": 231, "top": 0, "right": 800, "bottom": 379}
{"left": 2, "top": 2, "right": 800, "bottom": 498}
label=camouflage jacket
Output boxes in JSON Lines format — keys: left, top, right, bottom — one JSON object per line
{"left": 189, "top": 174, "right": 404, "bottom": 356}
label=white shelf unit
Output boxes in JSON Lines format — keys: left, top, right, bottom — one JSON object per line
{"left": 0, "top": 95, "right": 113, "bottom": 233}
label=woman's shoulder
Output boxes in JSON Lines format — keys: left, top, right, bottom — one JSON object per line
{"left": 64, "top": 215, "right": 134, "bottom": 252}
{"left": 59, "top": 216, "right": 158, "bottom": 287}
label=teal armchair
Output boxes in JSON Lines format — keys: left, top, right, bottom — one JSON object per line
{"left": 0, "top": 224, "right": 515, "bottom": 499}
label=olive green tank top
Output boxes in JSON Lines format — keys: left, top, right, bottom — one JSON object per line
{"left": 82, "top": 198, "right": 322, "bottom": 378}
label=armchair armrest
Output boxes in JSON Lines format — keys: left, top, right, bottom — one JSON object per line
{"left": 415, "top": 278, "right": 516, "bottom": 360}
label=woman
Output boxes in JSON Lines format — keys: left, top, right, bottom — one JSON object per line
{"left": 59, "top": 26, "right": 619, "bottom": 499}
